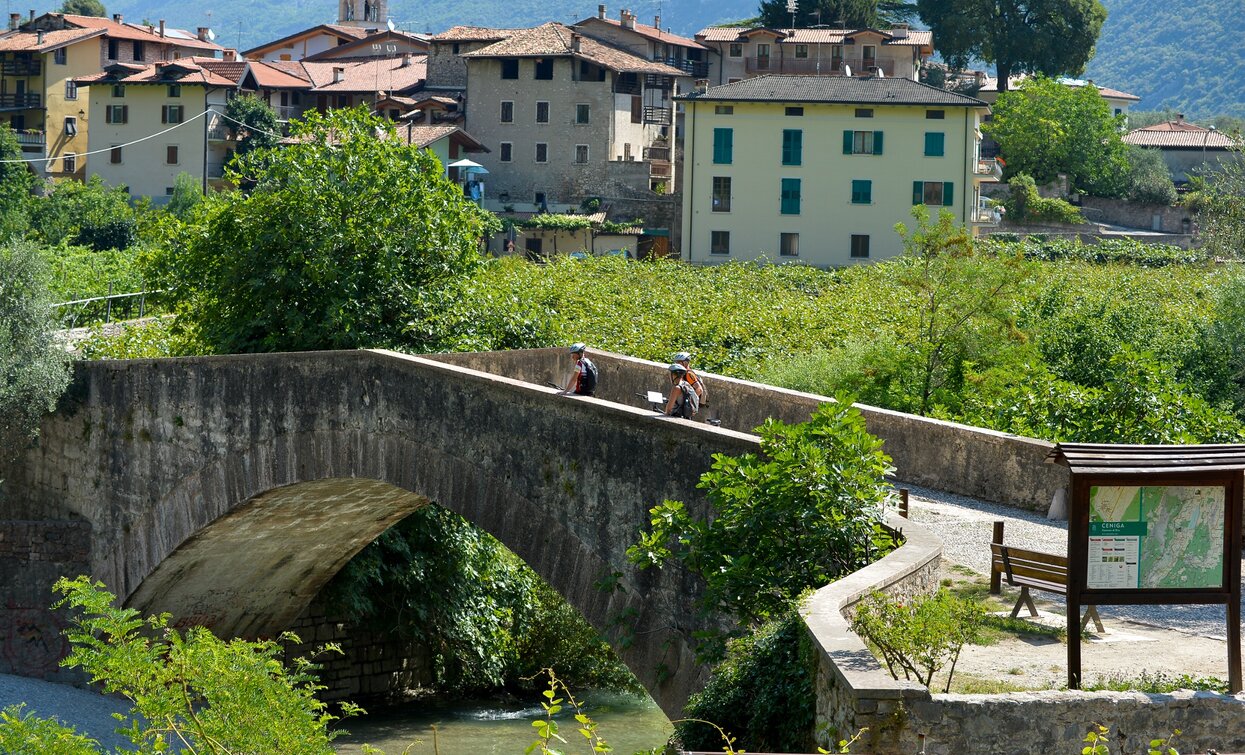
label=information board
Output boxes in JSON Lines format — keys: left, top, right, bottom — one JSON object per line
{"left": 1088, "top": 485, "right": 1226, "bottom": 590}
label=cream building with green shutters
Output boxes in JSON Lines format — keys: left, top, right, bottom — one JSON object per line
{"left": 679, "top": 75, "right": 997, "bottom": 266}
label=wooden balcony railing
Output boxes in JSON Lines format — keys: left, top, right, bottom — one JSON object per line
{"left": 643, "top": 145, "right": 671, "bottom": 162}
{"left": 643, "top": 106, "right": 671, "bottom": 125}
{"left": 0, "top": 92, "right": 40, "bottom": 109}
{"left": 1, "top": 59, "right": 42, "bottom": 76}
{"left": 653, "top": 57, "right": 708, "bottom": 77}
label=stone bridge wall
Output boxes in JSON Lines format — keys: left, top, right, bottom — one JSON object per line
{"left": 431, "top": 348, "right": 1069, "bottom": 512}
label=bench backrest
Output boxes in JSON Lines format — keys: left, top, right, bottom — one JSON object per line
{"left": 990, "top": 542, "right": 1069, "bottom": 587}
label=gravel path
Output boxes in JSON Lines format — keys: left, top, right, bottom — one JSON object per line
{"left": 0, "top": 673, "right": 131, "bottom": 750}
{"left": 897, "top": 482, "right": 1238, "bottom": 640}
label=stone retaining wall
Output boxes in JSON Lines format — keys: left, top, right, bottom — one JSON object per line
{"left": 431, "top": 348, "right": 1068, "bottom": 512}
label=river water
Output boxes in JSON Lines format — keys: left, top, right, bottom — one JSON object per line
{"left": 332, "top": 690, "right": 672, "bottom": 755}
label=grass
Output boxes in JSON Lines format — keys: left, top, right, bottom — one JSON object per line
{"left": 1083, "top": 671, "right": 1230, "bottom": 695}
{"left": 940, "top": 567, "right": 1067, "bottom": 645}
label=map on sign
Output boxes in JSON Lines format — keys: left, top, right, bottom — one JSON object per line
{"left": 1088, "top": 485, "right": 1225, "bottom": 590}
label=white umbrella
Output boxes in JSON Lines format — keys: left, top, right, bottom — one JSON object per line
{"left": 447, "top": 158, "right": 489, "bottom": 173}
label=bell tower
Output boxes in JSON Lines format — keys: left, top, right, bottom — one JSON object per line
{"left": 338, "top": 0, "right": 386, "bottom": 27}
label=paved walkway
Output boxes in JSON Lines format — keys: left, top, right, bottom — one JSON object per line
{"left": 897, "top": 483, "right": 1238, "bottom": 640}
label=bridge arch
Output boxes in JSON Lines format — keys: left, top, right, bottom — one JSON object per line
{"left": 3, "top": 350, "right": 760, "bottom": 715}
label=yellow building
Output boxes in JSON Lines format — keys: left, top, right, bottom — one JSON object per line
{"left": 679, "top": 75, "right": 998, "bottom": 266}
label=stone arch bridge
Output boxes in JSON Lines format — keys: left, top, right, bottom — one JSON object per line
{"left": 0, "top": 348, "right": 1067, "bottom": 715}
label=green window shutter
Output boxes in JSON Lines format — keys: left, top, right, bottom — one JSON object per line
{"left": 943, "top": 182, "right": 954, "bottom": 206}
{"left": 782, "top": 129, "right": 802, "bottom": 165}
{"left": 781, "top": 178, "right": 801, "bottom": 214}
{"left": 851, "top": 179, "right": 871, "bottom": 204}
{"left": 913, "top": 181, "right": 924, "bottom": 205}
{"left": 924, "top": 132, "right": 944, "bottom": 157}
{"left": 872, "top": 131, "right": 883, "bottom": 154}
{"left": 843, "top": 130, "right": 854, "bottom": 154}
{"left": 713, "top": 128, "right": 733, "bottom": 164}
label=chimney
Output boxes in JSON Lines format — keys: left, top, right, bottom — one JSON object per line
{"left": 8, "top": 13, "right": 19, "bottom": 31}
{"left": 570, "top": 33, "right": 581, "bottom": 52}
{"left": 621, "top": 9, "right": 635, "bottom": 29}
{"left": 694, "top": 79, "right": 708, "bottom": 94}
{"left": 598, "top": 4, "right": 606, "bottom": 19}
{"left": 223, "top": 49, "right": 237, "bottom": 61}
{"left": 36, "top": 29, "right": 44, "bottom": 44}
{"left": 158, "top": 19, "right": 165, "bottom": 37}
{"left": 654, "top": 14, "right": 660, "bottom": 28}
{"left": 333, "top": 66, "right": 345, "bottom": 83}
{"left": 890, "top": 23, "right": 908, "bottom": 38}
{"left": 197, "top": 26, "right": 210, "bottom": 41}
{"left": 1176, "top": 113, "right": 1185, "bottom": 123}
{"left": 112, "top": 13, "right": 122, "bottom": 23}
{"left": 28, "top": 8, "right": 34, "bottom": 22}
{"left": 400, "top": 52, "right": 411, "bottom": 67}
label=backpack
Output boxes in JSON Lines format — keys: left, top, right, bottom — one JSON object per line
{"left": 579, "top": 357, "right": 599, "bottom": 395}
{"left": 674, "top": 381, "right": 699, "bottom": 418}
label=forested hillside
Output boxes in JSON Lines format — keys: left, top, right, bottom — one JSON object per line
{"left": 21, "top": 0, "right": 1243, "bottom": 116}
{"left": 1085, "top": 0, "right": 1245, "bottom": 118}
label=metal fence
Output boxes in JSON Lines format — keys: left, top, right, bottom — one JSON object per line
{"left": 53, "top": 289, "right": 165, "bottom": 329}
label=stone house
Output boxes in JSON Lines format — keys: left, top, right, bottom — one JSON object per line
{"left": 1124, "top": 115, "right": 1241, "bottom": 185}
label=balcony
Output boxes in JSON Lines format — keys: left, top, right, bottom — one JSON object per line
{"left": 643, "top": 106, "right": 671, "bottom": 125}
{"left": 974, "top": 158, "right": 1004, "bottom": 180}
{"left": 648, "top": 160, "right": 672, "bottom": 178}
{"left": 642, "top": 145, "right": 670, "bottom": 162}
{"left": 0, "top": 92, "right": 41, "bottom": 110}
{"left": 971, "top": 206, "right": 1001, "bottom": 225}
{"left": 1, "top": 59, "right": 41, "bottom": 76}
{"left": 653, "top": 56, "right": 708, "bottom": 78}
{"left": 14, "top": 130, "right": 44, "bottom": 152}
{"left": 744, "top": 56, "right": 895, "bottom": 77}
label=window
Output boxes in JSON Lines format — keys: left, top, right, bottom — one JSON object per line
{"left": 575, "top": 144, "right": 589, "bottom": 163}
{"left": 535, "top": 142, "right": 548, "bottom": 163}
{"left": 714, "top": 105, "right": 734, "bottom": 115}
{"left": 710, "top": 230, "right": 730, "bottom": 255}
{"left": 756, "top": 43, "right": 770, "bottom": 67}
{"left": 780, "top": 232, "right": 799, "bottom": 257}
{"left": 924, "top": 132, "right": 945, "bottom": 157}
{"left": 780, "top": 178, "right": 800, "bottom": 215}
{"left": 65, "top": 80, "right": 77, "bottom": 100}
{"left": 500, "top": 100, "right": 514, "bottom": 123}
{"left": 712, "top": 127, "right": 733, "bottom": 164}
{"left": 535, "top": 101, "right": 549, "bottom": 123}
{"left": 168, "top": 84, "right": 181, "bottom": 98}
{"left": 843, "top": 130, "right": 883, "bottom": 155}
{"left": 781, "top": 129, "right": 802, "bottom": 165}
{"left": 53, "top": 47, "right": 66, "bottom": 65}
{"left": 107, "top": 39, "right": 118, "bottom": 59}
{"left": 63, "top": 116, "right": 77, "bottom": 136}
{"left": 105, "top": 104, "right": 128, "bottom": 124}
{"left": 913, "top": 181, "right": 954, "bottom": 206}
{"left": 785, "top": 106, "right": 803, "bottom": 117}
{"left": 501, "top": 59, "right": 519, "bottom": 79}
{"left": 162, "top": 105, "right": 184, "bottom": 124}
{"left": 850, "top": 234, "right": 870, "bottom": 259}
{"left": 63, "top": 153, "right": 76, "bottom": 173}
{"left": 112, "top": 84, "right": 125, "bottom": 98}
{"left": 712, "top": 176, "right": 731, "bottom": 212}
{"left": 728, "top": 43, "right": 743, "bottom": 57}
{"left": 631, "top": 95, "right": 642, "bottom": 124}
{"left": 133, "top": 41, "right": 144, "bottom": 62}
{"left": 534, "top": 58, "right": 553, "bottom": 79}
{"left": 452, "top": 43, "right": 460, "bottom": 54}
{"left": 575, "top": 103, "right": 590, "bottom": 124}
{"left": 851, "top": 179, "right": 872, "bottom": 204}
{"left": 110, "top": 145, "right": 122, "bottom": 164}
{"left": 926, "top": 109, "right": 945, "bottom": 119}
{"left": 166, "top": 145, "right": 179, "bottom": 164}
{"left": 855, "top": 108, "right": 874, "bottom": 118}
{"left": 727, "top": 77, "right": 742, "bottom": 84}
{"left": 794, "top": 44, "right": 808, "bottom": 58}
{"left": 500, "top": 142, "right": 512, "bottom": 162}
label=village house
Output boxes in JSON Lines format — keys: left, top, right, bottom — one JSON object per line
{"left": 0, "top": 11, "right": 222, "bottom": 180}
{"left": 975, "top": 75, "right": 1140, "bottom": 119}
{"left": 1124, "top": 115, "right": 1241, "bottom": 185}
{"left": 74, "top": 59, "right": 235, "bottom": 200}
{"left": 679, "top": 75, "right": 994, "bottom": 266}
{"left": 572, "top": 6, "right": 709, "bottom": 78}
{"left": 695, "top": 25, "right": 933, "bottom": 86}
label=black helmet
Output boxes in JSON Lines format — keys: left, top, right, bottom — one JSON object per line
{"left": 668, "top": 363, "right": 688, "bottom": 374}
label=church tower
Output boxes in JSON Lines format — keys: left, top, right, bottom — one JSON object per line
{"left": 338, "top": 0, "right": 387, "bottom": 27}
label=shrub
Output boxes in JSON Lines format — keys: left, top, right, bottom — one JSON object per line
{"left": 850, "top": 589, "right": 983, "bottom": 692}
{"left": 1125, "top": 146, "right": 1178, "bottom": 205}
{"left": 1005, "top": 174, "right": 1083, "bottom": 224}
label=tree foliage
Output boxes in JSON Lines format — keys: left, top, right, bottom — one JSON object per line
{"left": 151, "top": 107, "right": 492, "bottom": 353}
{"left": 0, "top": 577, "right": 356, "bottom": 754}
{"left": 1124, "top": 146, "right": 1178, "bottom": 205}
{"left": 0, "top": 241, "right": 71, "bottom": 458}
{"left": 222, "top": 93, "right": 281, "bottom": 157}
{"left": 756, "top": 0, "right": 877, "bottom": 29}
{"left": 60, "top": 0, "right": 106, "bottom": 16}
{"left": 1197, "top": 141, "right": 1245, "bottom": 260}
{"left": 984, "top": 76, "right": 1129, "bottom": 195}
{"left": 28, "top": 176, "right": 138, "bottom": 249}
{"left": 917, "top": 0, "right": 1105, "bottom": 91}
{"left": 629, "top": 401, "right": 895, "bottom": 646}
{"left": 0, "top": 125, "right": 33, "bottom": 240}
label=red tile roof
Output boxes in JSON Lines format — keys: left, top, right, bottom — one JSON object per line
{"left": 75, "top": 60, "right": 237, "bottom": 86}
{"left": 190, "top": 58, "right": 247, "bottom": 83}
{"left": 300, "top": 56, "right": 427, "bottom": 93}
{"left": 248, "top": 61, "right": 314, "bottom": 88}
{"left": 0, "top": 27, "right": 103, "bottom": 52}
{"left": 58, "top": 13, "right": 223, "bottom": 50}
{"left": 431, "top": 26, "right": 522, "bottom": 43}
{"left": 573, "top": 16, "right": 707, "bottom": 50}
{"left": 460, "top": 22, "right": 686, "bottom": 75}
{"left": 1124, "top": 121, "right": 1239, "bottom": 149}
{"left": 241, "top": 23, "right": 370, "bottom": 57}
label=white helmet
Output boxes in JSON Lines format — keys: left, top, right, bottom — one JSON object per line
{"left": 569, "top": 343, "right": 586, "bottom": 354}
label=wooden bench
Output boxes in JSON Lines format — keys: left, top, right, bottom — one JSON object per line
{"left": 989, "top": 522, "right": 1105, "bottom": 633}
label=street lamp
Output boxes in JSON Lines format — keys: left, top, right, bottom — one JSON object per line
{"left": 1204, "top": 124, "right": 1217, "bottom": 166}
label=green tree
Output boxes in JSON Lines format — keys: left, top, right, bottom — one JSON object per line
{"left": 756, "top": 0, "right": 877, "bottom": 29}
{"left": 1197, "top": 141, "right": 1245, "bottom": 260}
{"left": 60, "top": 0, "right": 106, "bottom": 15}
{"left": 222, "top": 93, "right": 281, "bottom": 157}
{"left": 0, "top": 577, "right": 358, "bottom": 754}
{"left": 28, "top": 175, "right": 137, "bottom": 249}
{"left": 984, "top": 76, "right": 1129, "bottom": 195}
{"left": 628, "top": 401, "right": 895, "bottom": 655}
{"left": 1124, "top": 146, "right": 1178, "bottom": 205}
{"left": 0, "top": 125, "right": 33, "bottom": 240}
{"left": 164, "top": 171, "right": 203, "bottom": 219}
{"left": 152, "top": 107, "right": 493, "bottom": 353}
{"left": 917, "top": 0, "right": 1105, "bottom": 92}
{"left": 0, "top": 241, "right": 71, "bottom": 459}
